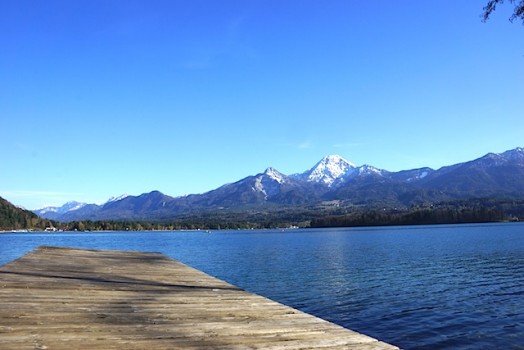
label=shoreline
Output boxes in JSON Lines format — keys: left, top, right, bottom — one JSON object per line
{"left": 1, "top": 220, "right": 522, "bottom": 234}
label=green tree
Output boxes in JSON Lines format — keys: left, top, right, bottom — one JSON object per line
{"left": 483, "top": 0, "right": 524, "bottom": 23}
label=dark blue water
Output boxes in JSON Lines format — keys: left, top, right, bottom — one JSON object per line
{"left": 1, "top": 223, "right": 523, "bottom": 349}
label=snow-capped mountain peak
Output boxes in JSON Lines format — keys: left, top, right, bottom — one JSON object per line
{"left": 36, "top": 206, "right": 59, "bottom": 215}
{"left": 468, "top": 147, "right": 524, "bottom": 169}
{"left": 501, "top": 147, "right": 524, "bottom": 162}
{"left": 35, "top": 201, "right": 87, "bottom": 215}
{"left": 303, "top": 154, "right": 356, "bottom": 186}
{"left": 65, "top": 201, "right": 87, "bottom": 212}
{"left": 104, "top": 194, "right": 129, "bottom": 205}
{"left": 250, "top": 167, "right": 287, "bottom": 199}
{"left": 356, "top": 164, "right": 386, "bottom": 176}
{"left": 263, "top": 167, "right": 286, "bottom": 184}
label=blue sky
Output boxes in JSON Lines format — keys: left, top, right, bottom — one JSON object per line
{"left": 1, "top": 0, "right": 523, "bottom": 209}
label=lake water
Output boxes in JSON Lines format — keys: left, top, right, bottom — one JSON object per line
{"left": 1, "top": 223, "right": 523, "bottom": 349}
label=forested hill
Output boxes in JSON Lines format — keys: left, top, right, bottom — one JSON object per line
{"left": 0, "top": 197, "right": 55, "bottom": 231}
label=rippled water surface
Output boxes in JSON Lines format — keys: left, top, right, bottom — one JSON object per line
{"left": 1, "top": 223, "right": 523, "bottom": 349}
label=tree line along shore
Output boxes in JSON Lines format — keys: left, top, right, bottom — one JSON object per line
{"left": 2, "top": 196, "right": 523, "bottom": 232}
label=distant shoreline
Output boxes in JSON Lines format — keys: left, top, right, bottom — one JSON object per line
{"left": 2, "top": 220, "right": 522, "bottom": 234}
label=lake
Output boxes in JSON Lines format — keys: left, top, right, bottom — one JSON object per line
{"left": 1, "top": 223, "right": 523, "bottom": 349}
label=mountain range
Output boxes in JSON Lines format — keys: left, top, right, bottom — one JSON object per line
{"left": 34, "top": 147, "right": 524, "bottom": 223}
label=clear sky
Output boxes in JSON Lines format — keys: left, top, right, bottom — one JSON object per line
{"left": 1, "top": 0, "right": 523, "bottom": 210}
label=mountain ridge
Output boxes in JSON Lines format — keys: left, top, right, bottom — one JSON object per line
{"left": 32, "top": 147, "right": 524, "bottom": 222}
{"left": 0, "top": 197, "right": 55, "bottom": 231}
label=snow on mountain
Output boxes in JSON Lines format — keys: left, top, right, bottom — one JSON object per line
{"left": 264, "top": 167, "right": 286, "bottom": 184}
{"left": 66, "top": 201, "right": 87, "bottom": 212}
{"left": 34, "top": 201, "right": 88, "bottom": 219}
{"left": 501, "top": 147, "right": 524, "bottom": 162}
{"left": 32, "top": 147, "right": 524, "bottom": 222}
{"left": 458, "top": 147, "right": 524, "bottom": 170}
{"left": 405, "top": 170, "right": 430, "bottom": 182}
{"left": 37, "top": 201, "right": 87, "bottom": 215}
{"left": 36, "top": 206, "right": 59, "bottom": 215}
{"left": 355, "top": 164, "right": 387, "bottom": 177}
{"left": 104, "top": 194, "right": 129, "bottom": 205}
{"left": 251, "top": 168, "right": 287, "bottom": 199}
{"left": 298, "top": 155, "right": 356, "bottom": 187}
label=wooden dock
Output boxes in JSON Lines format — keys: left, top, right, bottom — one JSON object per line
{"left": 0, "top": 246, "right": 398, "bottom": 349}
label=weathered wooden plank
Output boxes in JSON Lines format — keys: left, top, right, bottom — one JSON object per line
{"left": 0, "top": 246, "right": 398, "bottom": 349}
